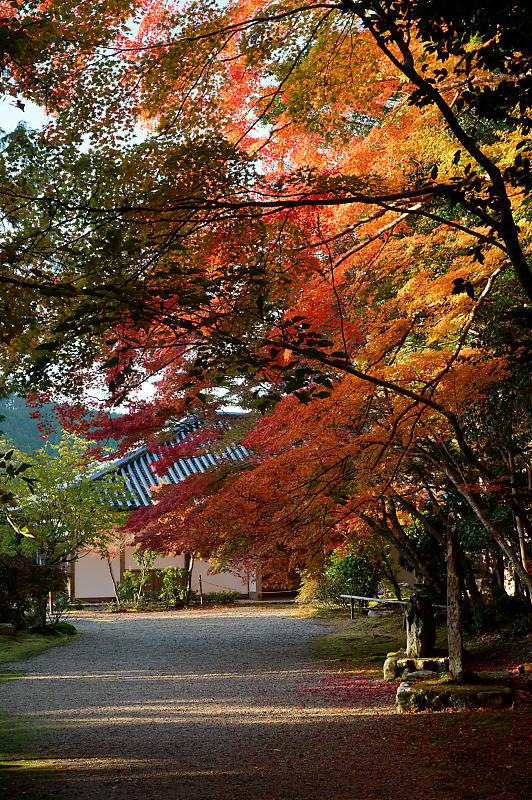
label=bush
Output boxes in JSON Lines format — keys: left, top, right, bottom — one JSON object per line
{"left": 47, "top": 591, "right": 71, "bottom": 625}
{"left": 200, "top": 590, "right": 240, "bottom": 605}
{"left": 52, "top": 621, "right": 77, "bottom": 635}
{"left": 510, "top": 614, "right": 530, "bottom": 637}
{"left": 158, "top": 566, "right": 187, "bottom": 607}
{"left": 465, "top": 587, "right": 531, "bottom": 635}
{"left": 0, "top": 555, "right": 67, "bottom": 629}
{"left": 314, "top": 552, "right": 380, "bottom": 609}
{"left": 116, "top": 570, "right": 150, "bottom": 607}
{"left": 296, "top": 574, "right": 321, "bottom": 605}
{"left": 31, "top": 621, "right": 78, "bottom": 636}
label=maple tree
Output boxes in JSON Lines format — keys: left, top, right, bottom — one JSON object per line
{"left": 0, "top": 1, "right": 531, "bottom": 634}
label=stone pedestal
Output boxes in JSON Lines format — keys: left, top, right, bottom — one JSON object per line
{"left": 405, "top": 590, "right": 435, "bottom": 657}
{"left": 383, "top": 650, "right": 449, "bottom": 681}
{"left": 396, "top": 672, "right": 513, "bottom": 712}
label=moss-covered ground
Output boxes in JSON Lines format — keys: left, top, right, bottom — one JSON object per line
{"left": 310, "top": 609, "right": 449, "bottom": 673}
{"left": 0, "top": 711, "right": 66, "bottom": 800}
{"left": 0, "top": 629, "right": 78, "bottom": 799}
{"left": 0, "top": 628, "right": 79, "bottom": 665}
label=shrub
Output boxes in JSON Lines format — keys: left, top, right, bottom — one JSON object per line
{"left": 296, "top": 573, "right": 321, "bottom": 605}
{"left": 465, "top": 586, "right": 531, "bottom": 635}
{"left": 0, "top": 555, "right": 67, "bottom": 629}
{"left": 314, "top": 551, "right": 380, "bottom": 609}
{"left": 47, "top": 591, "right": 71, "bottom": 625}
{"left": 158, "top": 566, "right": 187, "bottom": 607}
{"left": 200, "top": 590, "right": 240, "bottom": 605}
{"left": 116, "top": 570, "right": 145, "bottom": 607}
{"left": 53, "top": 621, "right": 77, "bottom": 635}
{"left": 31, "top": 621, "right": 78, "bottom": 636}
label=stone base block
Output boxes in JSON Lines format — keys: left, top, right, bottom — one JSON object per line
{"left": 397, "top": 656, "right": 449, "bottom": 673}
{"left": 396, "top": 671, "right": 514, "bottom": 712}
{"left": 383, "top": 651, "right": 449, "bottom": 681}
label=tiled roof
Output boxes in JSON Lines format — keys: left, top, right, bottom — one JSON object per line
{"left": 92, "top": 413, "right": 249, "bottom": 508}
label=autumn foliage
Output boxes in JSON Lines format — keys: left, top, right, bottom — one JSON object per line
{"left": 0, "top": 2, "right": 531, "bottom": 598}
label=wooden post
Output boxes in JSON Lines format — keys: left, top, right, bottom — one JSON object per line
{"left": 198, "top": 575, "right": 203, "bottom": 608}
{"left": 119, "top": 543, "right": 126, "bottom": 583}
{"left": 49, "top": 591, "right": 54, "bottom": 619}
{"left": 447, "top": 513, "right": 463, "bottom": 683}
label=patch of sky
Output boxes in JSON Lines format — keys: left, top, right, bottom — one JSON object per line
{"left": 0, "top": 96, "right": 48, "bottom": 133}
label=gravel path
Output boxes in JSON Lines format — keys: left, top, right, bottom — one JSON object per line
{"left": 0, "top": 608, "right": 452, "bottom": 800}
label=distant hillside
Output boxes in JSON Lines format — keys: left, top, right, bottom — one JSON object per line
{"left": 0, "top": 396, "right": 61, "bottom": 453}
{"left": 0, "top": 396, "right": 121, "bottom": 454}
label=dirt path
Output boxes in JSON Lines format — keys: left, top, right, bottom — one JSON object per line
{"left": 0, "top": 608, "right": 529, "bottom": 800}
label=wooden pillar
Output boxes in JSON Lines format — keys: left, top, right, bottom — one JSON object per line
{"left": 447, "top": 513, "right": 463, "bottom": 683}
{"left": 119, "top": 544, "right": 126, "bottom": 583}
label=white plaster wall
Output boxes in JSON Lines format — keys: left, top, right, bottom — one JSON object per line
{"left": 75, "top": 547, "right": 249, "bottom": 598}
{"left": 123, "top": 547, "right": 185, "bottom": 570}
{"left": 75, "top": 551, "right": 117, "bottom": 599}
{"left": 191, "top": 560, "right": 249, "bottom": 595}
{"left": 390, "top": 546, "right": 416, "bottom": 591}
{"left": 123, "top": 548, "right": 248, "bottom": 592}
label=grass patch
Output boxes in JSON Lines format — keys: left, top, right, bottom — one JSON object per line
{"left": 311, "top": 612, "right": 407, "bottom": 672}
{"left": 0, "top": 710, "right": 42, "bottom": 760}
{"left": 0, "top": 667, "right": 25, "bottom": 684}
{"left": 311, "top": 611, "right": 448, "bottom": 673}
{"left": 294, "top": 605, "right": 347, "bottom": 620}
{"left": 0, "top": 671, "right": 51, "bottom": 793}
{"left": 415, "top": 671, "right": 511, "bottom": 692}
{"left": 0, "top": 653, "right": 70, "bottom": 798}
{"left": 0, "top": 627, "right": 78, "bottom": 795}
{"left": 0, "top": 711, "right": 67, "bottom": 799}
{"left": 0, "top": 629, "right": 79, "bottom": 665}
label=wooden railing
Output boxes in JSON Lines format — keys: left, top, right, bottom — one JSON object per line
{"left": 340, "top": 594, "right": 408, "bottom": 620}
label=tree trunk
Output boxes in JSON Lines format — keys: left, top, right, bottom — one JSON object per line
{"left": 459, "top": 548, "right": 482, "bottom": 604}
{"left": 381, "top": 548, "right": 403, "bottom": 600}
{"left": 508, "top": 450, "right": 530, "bottom": 601}
{"left": 395, "top": 492, "right": 481, "bottom": 602}
{"left": 106, "top": 557, "right": 120, "bottom": 604}
{"left": 34, "top": 594, "right": 48, "bottom": 633}
{"left": 447, "top": 513, "right": 463, "bottom": 683}
{"left": 183, "top": 553, "right": 195, "bottom": 605}
{"left": 364, "top": 504, "right": 446, "bottom": 599}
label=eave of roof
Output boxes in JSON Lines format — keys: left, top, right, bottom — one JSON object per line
{"left": 91, "top": 412, "right": 249, "bottom": 508}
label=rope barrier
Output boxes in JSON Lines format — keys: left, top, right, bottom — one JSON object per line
{"left": 199, "top": 578, "right": 246, "bottom": 591}
{"left": 199, "top": 578, "right": 295, "bottom": 594}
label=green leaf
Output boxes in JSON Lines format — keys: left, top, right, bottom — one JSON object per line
{"left": 34, "top": 341, "right": 60, "bottom": 352}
